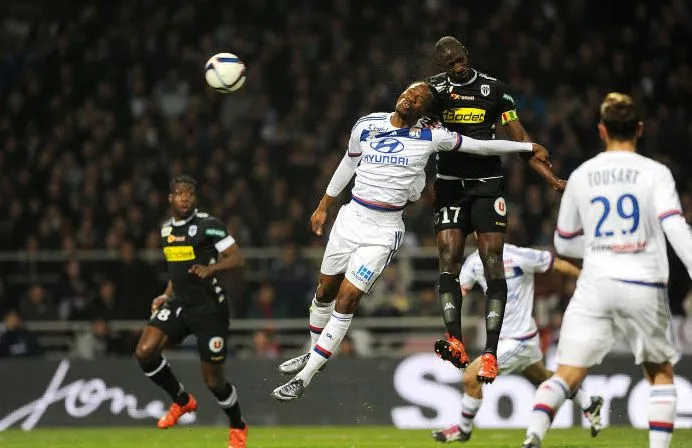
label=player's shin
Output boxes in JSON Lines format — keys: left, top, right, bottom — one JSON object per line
{"left": 526, "top": 375, "right": 571, "bottom": 441}
{"left": 296, "top": 311, "right": 353, "bottom": 386}
{"left": 309, "top": 296, "right": 335, "bottom": 348}
{"left": 484, "top": 278, "right": 507, "bottom": 356}
{"left": 459, "top": 393, "right": 482, "bottom": 433}
{"left": 212, "top": 382, "right": 246, "bottom": 429}
{"left": 648, "top": 384, "right": 676, "bottom": 448}
{"left": 438, "top": 272, "right": 463, "bottom": 340}
{"left": 138, "top": 355, "right": 190, "bottom": 405}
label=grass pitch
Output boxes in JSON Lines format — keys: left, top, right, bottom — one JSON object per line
{"left": 0, "top": 426, "right": 690, "bottom": 448}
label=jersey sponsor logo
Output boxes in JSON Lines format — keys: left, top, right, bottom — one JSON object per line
{"left": 450, "top": 92, "right": 475, "bottom": 101}
{"left": 501, "top": 109, "right": 519, "bottom": 125}
{"left": 371, "top": 138, "right": 405, "bottom": 154}
{"left": 480, "top": 84, "right": 490, "bottom": 96}
{"left": 362, "top": 154, "right": 409, "bottom": 166}
{"left": 442, "top": 107, "right": 486, "bottom": 123}
{"left": 188, "top": 225, "right": 197, "bottom": 237}
{"left": 208, "top": 337, "right": 225, "bottom": 353}
{"left": 161, "top": 226, "right": 172, "bottom": 237}
{"left": 167, "top": 235, "right": 185, "bottom": 243}
{"left": 205, "top": 228, "right": 226, "bottom": 238}
{"left": 163, "top": 246, "right": 196, "bottom": 262}
{"left": 352, "top": 264, "right": 375, "bottom": 284}
{"left": 494, "top": 197, "right": 507, "bottom": 216}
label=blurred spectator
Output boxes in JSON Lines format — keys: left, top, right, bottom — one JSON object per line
{"left": 338, "top": 335, "right": 356, "bottom": 358}
{"left": 89, "top": 280, "right": 120, "bottom": 321}
{"left": 251, "top": 329, "right": 281, "bottom": 359}
{"left": 18, "top": 284, "right": 58, "bottom": 321}
{"left": 110, "top": 240, "right": 161, "bottom": 319}
{"left": 269, "top": 245, "right": 314, "bottom": 317}
{"left": 0, "top": 310, "right": 42, "bottom": 357}
{"left": 56, "top": 260, "right": 92, "bottom": 321}
{"left": 246, "top": 283, "right": 286, "bottom": 319}
{"left": 69, "top": 318, "right": 128, "bottom": 360}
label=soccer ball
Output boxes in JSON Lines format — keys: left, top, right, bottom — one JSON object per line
{"left": 204, "top": 53, "right": 246, "bottom": 93}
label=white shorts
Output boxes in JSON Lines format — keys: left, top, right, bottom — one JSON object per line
{"left": 320, "top": 202, "right": 405, "bottom": 293}
{"left": 497, "top": 333, "right": 543, "bottom": 374}
{"left": 557, "top": 277, "right": 679, "bottom": 367}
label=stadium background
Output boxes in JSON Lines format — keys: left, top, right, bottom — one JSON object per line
{"left": 0, "top": 0, "right": 691, "bottom": 440}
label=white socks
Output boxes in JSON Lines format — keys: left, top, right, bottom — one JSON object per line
{"left": 297, "top": 311, "right": 353, "bottom": 386}
{"left": 648, "top": 384, "right": 676, "bottom": 448}
{"left": 459, "top": 393, "right": 482, "bottom": 433}
{"left": 572, "top": 388, "right": 592, "bottom": 410}
{"left": 308, "top": 298, "right": 335, "bottom": 348}
{"left": 526, "top": 375, "right": 571, "bottom": 441}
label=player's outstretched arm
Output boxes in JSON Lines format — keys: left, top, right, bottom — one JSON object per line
{"left": 189, "top": 244, "right": 244, "bottom": 279}
{"left": 551, "top": 257, "right": 581, "bottom": 278}
{"left": 311, "top": 194, "right": 335, "bottom": 237}
{"left": 656, "top": 168, "right": 692, "bottom": 278}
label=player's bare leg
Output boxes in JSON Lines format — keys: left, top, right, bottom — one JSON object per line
{"left": 201, "top": 362, "right": 248, "bottom": 448}
{"left": 279, "top": 273, "right": 343, "bottom": 375}
{"left": 134, "top": 326, "right": 197, "bottom": 429}
{"left": 432, "top": 356, "right": 483, "bottom": 443}
{"left": 476, "top": 232, "right": 506, "bottom": 383}
{"left": 522, "top": 364, "right": 588, "bottom": 447}
{"left": 434, "top": 228, "right": 470, "bottom": 369}
{"left": 642, "top": 361, "right": 676, "bottom": 448}
{"left": 273, "top": 279, "right": 363, "bottom": 401}
{"left": 522, "top": 362, "right": 603, "bottom": 437}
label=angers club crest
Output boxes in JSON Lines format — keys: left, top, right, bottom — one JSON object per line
{"left": 481, "top": 84, "right": 490, "bottom": 96}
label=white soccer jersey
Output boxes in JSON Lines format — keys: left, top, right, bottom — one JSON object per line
{"left": 459, "top": 244, "right": 553, "bottom": 339}
{"left": 555, "top": 151, "right": 691, "bottom": 284}
{"left": 331, "top": 113, "right": 532, "bottom": 209}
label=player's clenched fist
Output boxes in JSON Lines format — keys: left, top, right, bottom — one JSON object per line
{"left": 151, "top": 294, "right": 169, "bottom": 314}
{"left": 530, "top": 143, "right": 551, "bottom": 167}
{"left": 188, "top": 264, "right": 214, "bottom": 279}
{"left": 311, "top": 206, "right": 328, "bottom": 237}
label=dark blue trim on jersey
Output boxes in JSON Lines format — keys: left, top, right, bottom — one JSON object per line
{"left": 352, "top": 195, "right": 405, "bottom": 212}
{"left": 359, "top": 127, "right": 432, "bottom": 142}
{"left": 614, "top": 279, "right": 666, "bottom": 288}
{"left": 216, "top": 57, "right": 240, "bottom": 63}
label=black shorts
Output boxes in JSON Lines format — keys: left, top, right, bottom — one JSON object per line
{"left": 148, "top": 297, "right": 230, "bottom": 364}
{"left": 433, "top": 177, "right": 507, "bottom": 234}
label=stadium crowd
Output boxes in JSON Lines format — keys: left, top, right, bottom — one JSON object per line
{"left": 0, "top": 0, "right": 691, "bottom": 356}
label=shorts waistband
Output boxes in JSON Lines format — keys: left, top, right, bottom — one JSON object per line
{"left": 351, "top": 195, "right": 405, "bottom": 212}
{"left": 348, "top": 198, "right": 404, "bottom": 223}
{"left": 501, "top": 330, "right": 538, "bottom": 341}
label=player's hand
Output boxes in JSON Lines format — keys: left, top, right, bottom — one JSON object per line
{"left": 530, "top": 143, "right": 551, "bottom": 167}
{"left": 188, "top": 264, "right": 214, "bottom": 279}
{"left": 552, "top": 179, "right": 568, "bottom": 192}
{"left": 151, "top": 294, "right": 169, "bottom": 314}
{"left": 311, "top": 206, "right": 328, "bottom": 237}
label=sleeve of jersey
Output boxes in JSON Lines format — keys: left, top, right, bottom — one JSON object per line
{"left": 499, "top": 83, "right": 520, "bottom": 126}
{"left": 325, "top": 124, "right": 363, "bottom": 197}
{"left": 204, "top": 218, "right": 236, "bottom": 253}
{"left": 554, "top": 179, "right": 584, "bottom": 258}
{"left": 432, "top": 128, "right": 532, "bottom": 155}
{"left": 656, "top": 168, "right": 692, "bottom": 277}
{"left": 516, "top": 247, "right": 554, "bottom": 273}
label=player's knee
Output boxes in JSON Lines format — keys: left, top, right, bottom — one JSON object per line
{"left": 315, "top": 280, "right": 338, "bottom": 304}
{"left": 335, "top": 286, "right": 362, "bottom": 314}
{"left": 463, "top": 369, "right": 479, "bottom": 390}
{"left": 439, "top": 250, "right": 462, "bottom": 274}
{"left": 134, "top": 341, "right": 158, "bottom": 364}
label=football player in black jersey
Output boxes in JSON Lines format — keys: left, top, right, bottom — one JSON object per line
{"left": 427, "top": 36, "right": 565, "bottom": 384}
{"left": 134, "top": 175, "right": 248, "bottom": 448}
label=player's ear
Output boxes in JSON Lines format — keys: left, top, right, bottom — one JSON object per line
{"left": 597, "top": 122, "right": 608, "bottom": 144}
{"left": 168, "top": 193, "right": 173, "bottom": 204}
{"left": 635, "top": 121, "right": 644, "bottom": 139}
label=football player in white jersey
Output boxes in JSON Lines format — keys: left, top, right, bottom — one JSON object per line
{"left": 522, "top": 93, "right": 692, "bottom": 448}
{"left": 432, "top": 242, "right": 603, "bottom": 443}
{"left": 271, "top": 81, "right": 551, "bottom": 401}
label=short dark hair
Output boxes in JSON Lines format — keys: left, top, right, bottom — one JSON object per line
{"left": 600, "top": 92, "right": 640, "bottom": 140}
{"left": 435, "top": 36, "right": 467, "bottom": 57}
{"left": 169, "top": 174, "right": 198, "bottom": 192}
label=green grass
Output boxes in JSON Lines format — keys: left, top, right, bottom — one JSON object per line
{"left": 0, "top": 426, "right": 690, "bottom": 448}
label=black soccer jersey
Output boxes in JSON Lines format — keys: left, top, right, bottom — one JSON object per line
{"left": 159, "top": 210, "right": 234, "bottom": 309}
{"left": 427, "top": 69, "right": 519, "bottom": 179}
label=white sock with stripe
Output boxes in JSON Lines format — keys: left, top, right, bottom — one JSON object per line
{"left": 526, "top": 375, "right": 571, "bottom": 441}
{"left": 309, "top": 297, "right": 335, "bottom": 349}
{"left": 459, "top": 393, "right": 482, "bottom": 433}
{"left": 297, "top": 311, "right": 353, "bottom": 386}
{"left": 649, "top": 384, "right": 676, "bottom": 448}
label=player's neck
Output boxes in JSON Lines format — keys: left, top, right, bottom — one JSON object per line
{"left": 604, "top": 139, "right": 637, "bottom": 153}
{"left": 390, "top": 112, "right": 416, "bottom": 128}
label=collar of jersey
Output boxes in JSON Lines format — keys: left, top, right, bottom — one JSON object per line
{"left": 447, "top": 69, "right": 477, "bottom": 87}
{"left": 171, "top": 209, "right": 198, "bottom": 227}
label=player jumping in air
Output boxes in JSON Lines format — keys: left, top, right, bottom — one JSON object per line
{"left": 134, "top": 175, "right": 248, "bottom": 448}
{"left": 271, "top": 81, "right": 552, "bottom": 401}
{"left": 427, "top": 36, "right": 566, "bottom": 383}
{"left": 432, "top": 241, "right": 603, "bottom": 443}
{"left": 521, "top": 93, "right": 692, "bottom": 448}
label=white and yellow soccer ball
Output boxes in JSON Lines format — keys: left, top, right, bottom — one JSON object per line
{"left": 204, "top": 53, "right": 246, "bottom": 93}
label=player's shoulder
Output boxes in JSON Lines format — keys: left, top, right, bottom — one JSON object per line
{"left": 473, "top": 70, "right": 507, "bottom": 88}
{"left": 351, "top": 112, "right": 390, "bottom": 132}
{"left": 194, "top": 211, "right": 222, "bottom": 226}
{"left": 160, "top": 218, "right": 174, "bottom": 237}
{"left": 426, "top": 72, "right": 448, "bottom": 91}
